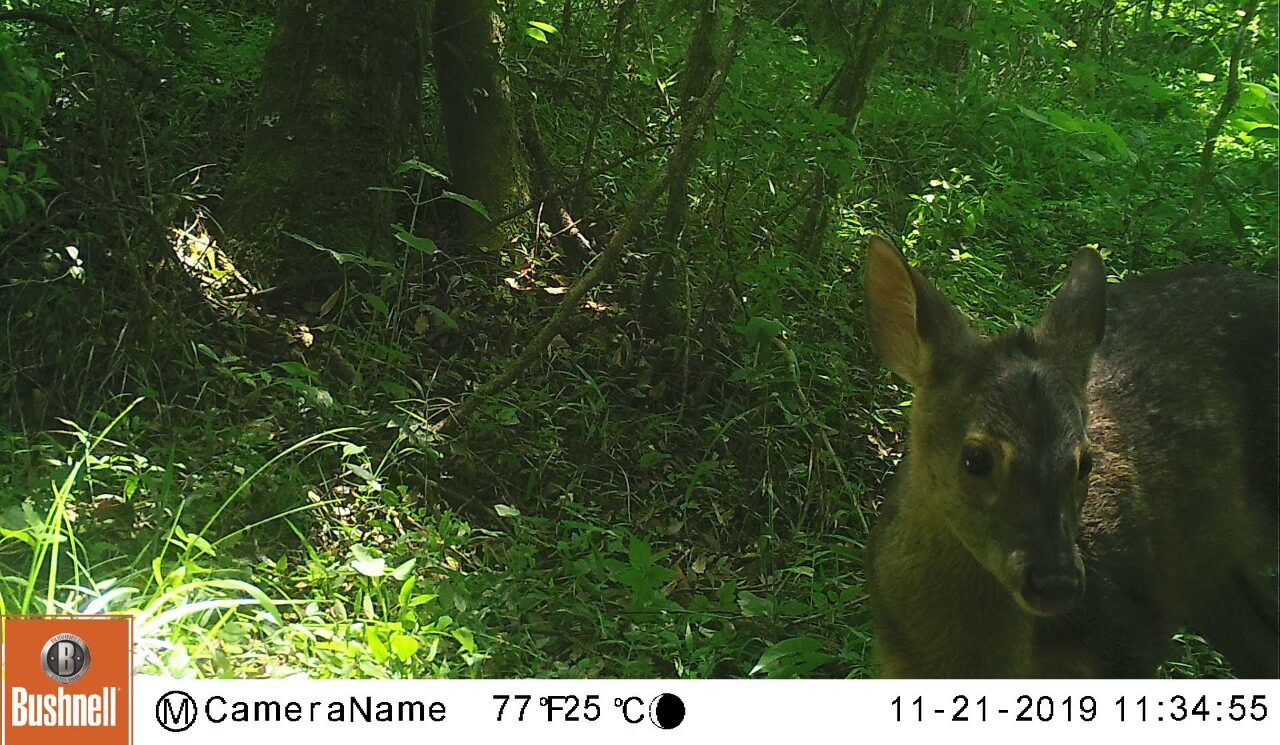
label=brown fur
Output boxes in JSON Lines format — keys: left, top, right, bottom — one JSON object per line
{"left": 864, "top": 236, "right": 1279, "bottom": 678}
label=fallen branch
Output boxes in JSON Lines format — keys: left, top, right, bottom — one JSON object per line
{"left": 435, "top": 13, "right": 746, "bottom": 433}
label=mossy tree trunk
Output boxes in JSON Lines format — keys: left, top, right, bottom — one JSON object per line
{"left": 220, "top": 0, "right": 423, "bottom": 302}
{"left": 640, "top": 0, "right": 721, "bottom": 341}
{"left": 432, "top": 0, "right": 530, "bottom": 253}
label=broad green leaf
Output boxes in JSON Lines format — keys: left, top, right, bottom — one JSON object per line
{"left": 285, "top": 232, "right": 394, "bottom": 270}
{"left": 389, "top": 632, "right": 420, "bottom": 662}
{"left": 737, "top": 590, "right": 773, "bottom": 617}
{"left": 276, "top": 361, "right": 319, "bottom": 380}
{"left": 628, "top": 537, "right": 653, "bottom": 567}
{"left": 1230, "top": 121, "right": 1278, "bottom": 140}
{"left": 1017, "top": 105, "right": 1051, "bottom": 126}
{"left": 439, "top": 190, "right": 490, "bottom": 218}
{"left": 391, "top": 558, "right": 417, "bottom": 581}
{"left": 424, "top": 304, "right": 458, "bottom": 331}
{"left": 393, "top": 224, "right": 438, "bottom": 254}
{"left": 750, "top": 636, "right": 834, "bottom": 677}
{"left": 741, "top": 316, "right": 785, "bottom": 346}
{"left": 350, "top": 545, "right": 386, "bottom": 577}
{"left": 395, "top": 158, "right": 447, "bottom": 179}
{"left": 366, "top": 627, "right": 389, "bottom": 662}
{"left": 362, "top": 291, "right": 390, "bottom": 317}
{"left": 347, "top": 462, "right": 375, "bottom": 482}
{"left": 452, "top": 627, "right": 477, "bottom": 654}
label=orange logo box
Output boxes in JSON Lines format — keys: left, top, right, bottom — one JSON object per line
{"left": 1, "top": 615, "right": 132, "bottom": 745}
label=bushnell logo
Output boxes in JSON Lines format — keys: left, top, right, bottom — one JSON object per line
{"left": 2, "top": 615, "right": 132, "bottom": 744}
{"left": 41, "top": 633, "right": 92, "bottom": 685}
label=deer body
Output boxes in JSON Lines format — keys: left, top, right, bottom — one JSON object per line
{"left": 865, "top": 238, "right": 1278, "bottom": 678}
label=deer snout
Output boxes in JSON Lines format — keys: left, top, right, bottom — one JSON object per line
{"left": 1019, "top": 558, "right": 1085, "bottom": 617}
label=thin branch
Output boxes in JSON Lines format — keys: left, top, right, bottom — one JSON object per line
{"left": 472, "top": 137, "right": 676, "bottom": 234}
{"left": 576, "top": 0, "right": 639, "bottom": 206}
{"left": 772, "top": 336, "right": 868, "bottom": 533}
{"left": 1183, "top": 0, "right": 1257, "bottom": 243}
{"left": 436, "top": 12, "right": 746, "bottom": 433}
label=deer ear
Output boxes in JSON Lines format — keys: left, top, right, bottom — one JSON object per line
{"left": 1038, "top": 247, "right": 1107, "bottom": 384}
{"left": 865, "top": 236, "right": 976, "bottom": 386}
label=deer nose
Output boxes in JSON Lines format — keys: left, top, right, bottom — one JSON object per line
{"left": 1021, "top": 563, "right": 1084, "bottom": 616}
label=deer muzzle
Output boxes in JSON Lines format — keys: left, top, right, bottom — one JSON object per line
{"left": 1018, "top": 554, "right": 1086, "bottom": 616}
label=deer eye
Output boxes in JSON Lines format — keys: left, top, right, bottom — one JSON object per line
{"left": 961, "top": 444, "right": 993, "bottom": 477}
{"left": 1078, "top": 451, "right": 1094, "bottom": 480}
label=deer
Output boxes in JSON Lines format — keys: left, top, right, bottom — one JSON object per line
{"left": 863, "top": 235, "right": 1279, "bottom": 678}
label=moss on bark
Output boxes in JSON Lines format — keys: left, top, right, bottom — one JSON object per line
{"left": 432, "top": 0, "right": 530, "bottom": 253}
{"left": 221, "top": 0, "right": 423, "bottom": 300}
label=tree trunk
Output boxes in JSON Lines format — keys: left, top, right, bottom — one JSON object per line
{"left": 433, "top": 0, "right": 530, "bottom": 252}
{"left": 641, "top": 0, "right": 722, "bottom": 341}
{"left": 662, "top": 0, "right": 719, "bottom": 244}
{"left": 935, "top": 0, "right": 975, "bottom": 74}
{"left": 220, "top": 0, "right": 423, "bottom": 302}
{"left": 798, "top": 0, "right": 897, "bottom": 250}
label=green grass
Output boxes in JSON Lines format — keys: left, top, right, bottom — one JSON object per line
{"left": 0, "top": 387, "right": 878, "bottom": 679}
{"left": 0, "top": 379, "right": 1246, "bottom": 680}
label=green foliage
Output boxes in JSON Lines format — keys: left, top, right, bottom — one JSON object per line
{"left": 0, "top": 27, "right": 53, "bottom": 230}
{"left": 1, "top": 0, "right": 1273, "bottom": 681}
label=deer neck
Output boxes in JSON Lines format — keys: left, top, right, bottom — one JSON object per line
{"left": 882, "top": 466, "right": 1036, "bottom": 676}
